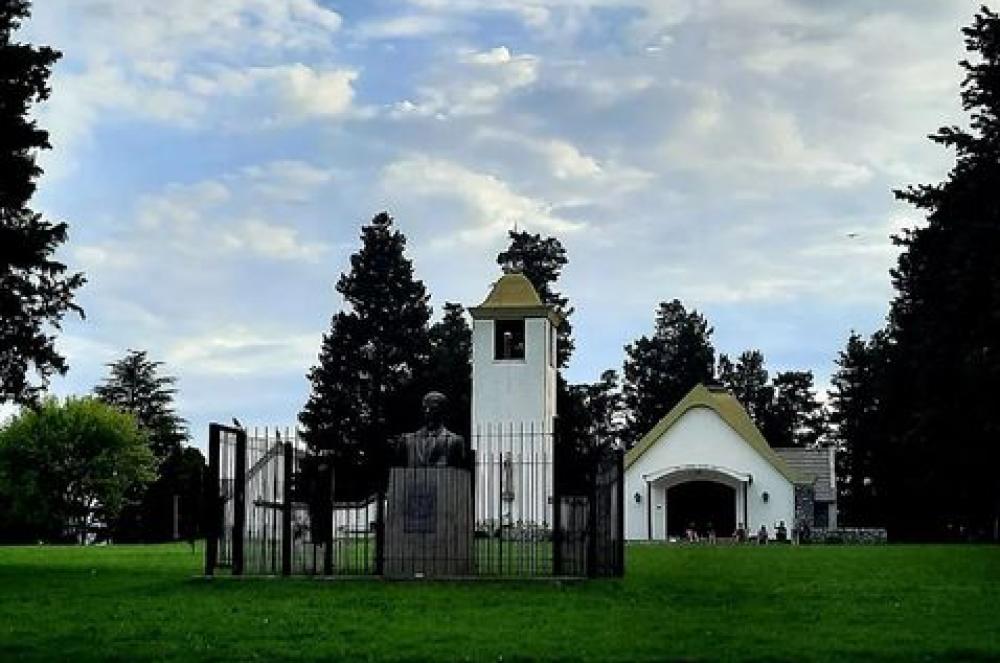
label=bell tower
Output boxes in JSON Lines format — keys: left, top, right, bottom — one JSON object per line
{"left": 468, "top": 270, "right": 560, "bottom": 528}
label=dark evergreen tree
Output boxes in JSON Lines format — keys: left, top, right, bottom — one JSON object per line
{"left": 94, "top": 350, "right": 198, "bottom": 541}
{"left": 299, "top": 213, "right": 431, "bottom": 496}
{"left": 828, "top": 331, "right": 888, "bottom": 526}
{"left": 497, "top": 230, "right": 574, "bottom": 367}
{"left": 94, "top": 350, "right": 187, "bottom": 462}
{"left": 424, "top": 302, "right": 472, "bottom": 438}
{"left": 1, "top": 0, "right": 84, "bottom": 405}
{"left": 716, "top": 349, "right": 772, "bottom": 428}
{"left": 622, "top": 300, "right": 715, "bottom": 447}
{"left": 882, "top": 6, "right": 1000, "bottom": 539}
{"left": 762, "top": 370, "right": 827, "bottom": 448}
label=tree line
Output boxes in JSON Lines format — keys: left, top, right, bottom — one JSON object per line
{"left": 2, "top": 1, "right": 998, "bottom": 542}
{"left": 297, "top": 212, "right": 831, "bottom": 497}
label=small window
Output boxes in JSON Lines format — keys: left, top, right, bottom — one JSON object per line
{"left": 494, "top": 319, "right": 525, "bottom": 360}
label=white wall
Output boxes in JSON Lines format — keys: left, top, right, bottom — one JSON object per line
{"left": 470, "top": 317, "right": 555, "bottom": 433}
{"left": 470, "top": 316, "right": 557, "bottom": 529}
{"left": 624, "top": 406, "right": 794, "bottom": 540}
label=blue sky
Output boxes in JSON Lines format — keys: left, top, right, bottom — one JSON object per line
{"left": 14, "top": 0, "right": 974, "bottom": 446}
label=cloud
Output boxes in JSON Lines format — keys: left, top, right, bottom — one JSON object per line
{"left": 166, "top": 325, "right": 320, "bottom": 377}
{"left": 354, "top": 14, "right": 455, "bottom": 40}
{"left": 390, "top": 46, "right": 539, "bottom": 118}
{"left": 222, "top": 220, "right": 328, "bottom": 262}
{"left": 29, "top": 0, "right": 352, "bottom": 176}
{"left": 381, "top": 156, "right": 584, "bottom": 246}
{"left": 236, "top": 160, "right": 336, "bottom": 203}
{"left": 473, "top": 127, "right": 652, "bottom": 191}
{"left": 660, "top": 86, "right": 873, "bottom": 189}
{"left": 90, "top": 161, "right": 331, "bottom": 264}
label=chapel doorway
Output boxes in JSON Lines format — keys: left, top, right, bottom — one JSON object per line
{"left": 666, "top": 480, "right": 735, "bottom": 538}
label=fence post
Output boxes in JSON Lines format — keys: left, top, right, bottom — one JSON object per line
{"left": 323, "top": 459, "right": 334, "bottom": 576}
{"left": 282, "top": 442, "right": 293, "bottom": 576}
{"left": 205, "top": 424, "right": 221, "bottom": 576}
{"left": 375, "top": 487, "right": 385, "bottom": 575}
{"left": 587, "top": 460, "right": 598, "bottom": 579}
{"left": 616, "top": 450, "right": 625, "bottom": 577}
{"left": 232, "top": 428, "right": 247, "bottom": 576}
{"left": 552, "top": 442, "right": 562, "bottom": 577}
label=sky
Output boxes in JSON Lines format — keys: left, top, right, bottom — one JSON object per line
{"left": 13, "top": 0, "right": 976, "bottom": 447}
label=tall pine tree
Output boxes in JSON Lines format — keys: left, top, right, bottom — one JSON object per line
{"left": 1, "top": 0, "right": 84, "bottom": 405}
{"left": 94, "top": 350, "right": 198, "bottom": 541}
{"left": 716, "top": 349, "right": 772, "bottom": 428}
{"left": 497, "top": 230, "right": 574, "bottom": 367}
{"left": 762, "top": 370, "right": 827, "bottom": 448}
{"left": 883, "top": 6, "right": 1000, "bottom": 539}
{"left": 828, "top": 331, "right": 888, "bottom": 526}
{"left": 299, "top": 213, "right": 431, "bottom": 495}
{"left": 94, "top": 350, "right": 187, "bottom": 462}
{"left": 424, "top": 302, "right": 472, "bottom": 438}
{"left": 622, "top": 300, "right": 715, "bottom": 447}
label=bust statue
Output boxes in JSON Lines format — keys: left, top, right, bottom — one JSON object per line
{"left": 396, "top": 391, "right": 466, "bottom": 468}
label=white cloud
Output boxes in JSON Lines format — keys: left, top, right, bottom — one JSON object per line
{"left": 382, "top": 156, "right": 584, "bottom": 246}
{"left": 30, "top": 0, "right": 352, "bottom": 176}
{"left": 390, "top": 45, "right": 539, "bottom": 118}
{"left": 222, "top": 219, "right": 328, "bottom": 262}
{"left": 660, "top": 86, "right": 873, "bottom": 189}
{"left": 109, "top": 162, "right": 330, "bottom": 263}
{"left": 237, "top": 160, "right": 336, "bottom": 203}
{"left": 355, "top": 14, "right": 454, "bottom": 39}
{"left": 166, "top": 325, "right": 320, "bottom": 376}
{"left": 474, "top": 127, "right": 652, "bottom": 191}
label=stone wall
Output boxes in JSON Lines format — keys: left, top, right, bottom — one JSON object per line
{"left": 794, "top": 484, "right": 815, "bottom": 529}
{"left": 806, "top": 527, "right": 888, "bottom": 544}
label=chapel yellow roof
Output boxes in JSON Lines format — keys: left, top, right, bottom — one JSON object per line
{"left": 624, "top": 383, "right": 808, "bottom": 484}
{"left": 468, "top": 272, "right": 563, "bottom": 324}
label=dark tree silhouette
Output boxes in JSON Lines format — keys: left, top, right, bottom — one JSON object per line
{"left": 1, "top": 0, "right": 84, "bottom": 405}
{"left": 94, "top": 350, "right": 200, "bottom": 542}
{"left": 424, "top": 302, "right": 472, "bottom": 438}
{"left": 497, "top": 230, "right": 574, "bottom": 367}
{"left": 828, "top": 331, "right": 888, "bottom": 526}
{"left": 300, "top": 212, "right": 431, "bottom": 496}
{"left": 880, "top": 6, "right": 1000, "bottom": 539}
{"left": 94, "top": 350, "right": 187, "bottom": 462}
{"left": 716, "top": 349, "right": 772, "bottom": 428}
{"left": 761, "top": 370, "right": 827, "bottom": 448}
{"left": 622, "top": 300, "right": 715, "bottom": 447}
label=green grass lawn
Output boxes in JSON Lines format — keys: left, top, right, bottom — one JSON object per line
{"left": 1, "top": 543, "right": 998, "bottom": 661}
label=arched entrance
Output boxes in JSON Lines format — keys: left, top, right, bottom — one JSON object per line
{"left": 666, "top": 480, "right": 736, "bottom": 538}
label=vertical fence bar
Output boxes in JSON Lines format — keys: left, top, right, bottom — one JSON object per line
{"left": 282, "top": 441, "right": 293, "bottom": 576}
{"left": 323, "top": 459, "right": 334, "bottom": 576}
{"left": 587, "top": 459, "right": 597, "bottom": 579}
{"left": 375, "top": 487, "right": 385, "bottom": 575}
{"left": 616, "top": 450, "right": 625, "bottom": 577}
{"left": 232, "top": 428, "right": 247, "bottom": 576}
{"left": 205, "top": 424, "right": 221, "bottom": 576}
{"left": 552, "top": 437, "right": 562, "bottom": 577}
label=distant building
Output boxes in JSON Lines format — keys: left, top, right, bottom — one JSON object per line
{"left": 624, "top": 383, "right": 836, "bottom": 541}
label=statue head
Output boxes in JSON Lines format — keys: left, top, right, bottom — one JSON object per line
{"left": 422, "top": 391, "right": 447, "bottom": 429}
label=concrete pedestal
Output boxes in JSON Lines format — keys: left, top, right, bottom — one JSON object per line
{"left": 384, "top": 467, "right": 473, "bottom": 578}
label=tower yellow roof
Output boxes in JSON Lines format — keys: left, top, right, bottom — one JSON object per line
{"left": 469, "top": 272, "right": 563, "bottom": 324}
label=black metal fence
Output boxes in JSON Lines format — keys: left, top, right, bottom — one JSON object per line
{"left": 205, "top": 423, "right": 623, "bottom": 578}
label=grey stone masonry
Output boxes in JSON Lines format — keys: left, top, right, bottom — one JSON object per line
{"left": 794, "top": 483, "right": 816, "bottom": 530}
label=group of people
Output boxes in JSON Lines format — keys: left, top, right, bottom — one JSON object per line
{"left": 732, "top": 520, "right": 790, "bottom": 544}
{"left": 683, "top": 520, "right": 793, "bottom": 544}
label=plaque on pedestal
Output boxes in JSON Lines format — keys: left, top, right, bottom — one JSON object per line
{"left": 384, "top": 466, "right": 473, "bottom": 577}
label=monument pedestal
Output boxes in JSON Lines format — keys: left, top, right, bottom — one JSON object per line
{"left": 384, "top": 466, "right": 473, "bottom": 578}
